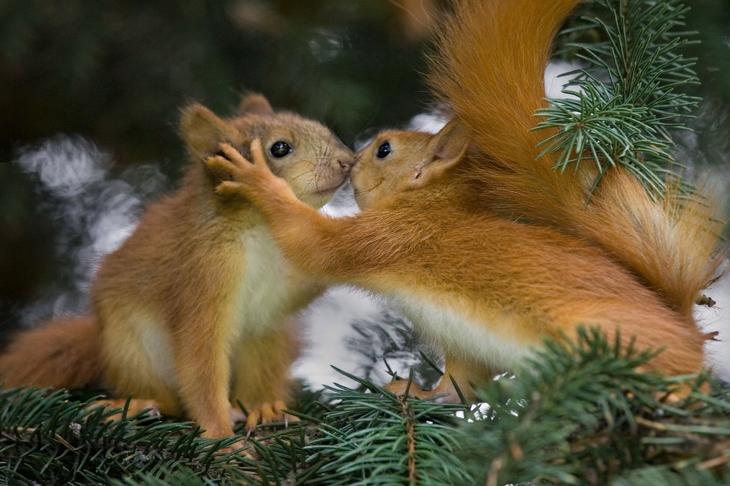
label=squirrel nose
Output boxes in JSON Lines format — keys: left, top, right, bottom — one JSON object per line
{"left": 337, "top": 157, "right": 356, "bottom": 173}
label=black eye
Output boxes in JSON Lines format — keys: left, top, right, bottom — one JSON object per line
{"left": 376, "top": 141, "right": 391, "bottom": 159}
{"left": 270, "top": 141, "right": 292, "bottom": 158}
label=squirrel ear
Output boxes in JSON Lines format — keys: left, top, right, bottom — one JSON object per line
{"left": 431, "top": 119, "right": 470, "bottom": 162}
{"left": 238, "top": 93, "right": 274, "bottom": 115}
{"left": 180, "top": 103, "right": 235, "bottom": 158}
{"left": 410, "top": 120, "right": 470, "bottom": 188}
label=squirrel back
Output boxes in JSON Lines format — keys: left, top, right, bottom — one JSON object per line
{"left": 428, "top": 0, "right": 724, "bottom": 319}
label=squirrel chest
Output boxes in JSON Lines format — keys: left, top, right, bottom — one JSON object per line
{"left": 232, "top": 225, "right": 318, "bottom": 335}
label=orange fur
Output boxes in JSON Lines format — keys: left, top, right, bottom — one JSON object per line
{"left": 0, "top": 94, "right": 353, "bottom": 438}
{"left": 209, "top": 0, "right": 724, "bottom": 396}
{"left": 213, "top": 136, "right": 709, "bottom": 387}
{"left": 428, "top": 0, "right": 725, "bottom": 318}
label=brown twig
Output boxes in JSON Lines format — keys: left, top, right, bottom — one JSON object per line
{"left": 398, "top": 395, "right": 418, "bottom": 486}
{"left": 696, "top": 454, "right": 730, "bottom": 470}
{"left": 486, "top": 456, "right": 504, "bottom": 486}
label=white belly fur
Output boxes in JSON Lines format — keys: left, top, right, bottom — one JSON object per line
{"left": 390, "top": 293, "right": 532, "bottom": 370}
{"left": 124, "top": 226, "right": 311, "bottom": 388}
{"left": 138, "top": 318, "right": 177, "bottom": 387}
{"left": 232, "top": 225, "right": 312, "bottom": 337}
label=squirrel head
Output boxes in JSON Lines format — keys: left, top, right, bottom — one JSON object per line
{"left": 180, "top": 93, "right": 354, "bottom": 208}
{"left": 351, "top": 120, "right": 470, "bottom": 208}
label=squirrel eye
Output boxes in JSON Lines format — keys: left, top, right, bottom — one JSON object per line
{"left": 376, "top": 141, "right": 392, "bottom": 159}
{"left": 270, "top": 141, "right": 292, "bottom": 158}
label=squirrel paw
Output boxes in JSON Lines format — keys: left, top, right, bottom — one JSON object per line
{"left": 90, "top": 398, "right": 162, "bottom": 421}
{"left": 242, "top": 400, "right": 299, "bottom": 432}
{"left": 204, "top": 141, "right": 260, "bottom": 185}
{"left": 386, "top": 379, "right": 461, "bottom": 403}
{"left": 205, "top": 140, "right": 291, "bottom": 202}
{"left": 386, "top": 379, "right": 433, "bottom": 399}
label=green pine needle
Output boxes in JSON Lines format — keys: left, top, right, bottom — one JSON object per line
{"left": 536, "top": 0, "right": 701, "bottom": 197}
{"left": 0, "top": 388, "right": 251, "bottom": 484}
{"left": 2, "top": 329, "right": 729, "bottom": 484}
{"left": 459, "top": 328, "right": 730, "bottom": 485}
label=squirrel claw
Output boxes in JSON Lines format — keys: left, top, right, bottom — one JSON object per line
{"left": 215, "top": 180, "right": 245, "bottom": 197}
{"left": 243, "top": 400, "right": 299, "bottom": 433}
{"left": 218, "top": 141, "right": 254, "bottom": 168}
{"left": 204, "top": 154, "right": 237, "bottom": 173}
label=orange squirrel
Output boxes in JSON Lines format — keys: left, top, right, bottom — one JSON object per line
{"left": 205, "top": 0, "right": 724, "bottom": 401}
{"left": 0, "top": 93, "right": 354, "bottom": 437}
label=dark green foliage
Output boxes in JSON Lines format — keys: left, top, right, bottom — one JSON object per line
{"left": 2, "top": 331, "right": 729, "bottom": 484}
{"left": 298, "top": 369, "right": 471, "bottom": 485}
{"left": 0, "top": 0, "right": 429, "bottom": 164}
{"left": 612, "top": 465, "right": 730, "bottom": 486}
{"left": 459, "top": 328, "right": 730, "bottom": 484}
{"left": 538, "top": 0, "right": 701, "bottom": 196}
{"left": 0, "top": 388, "right": 252, "bottom": 484}
{"left": 215, "top": 369, "right": 472, "bottom": 485}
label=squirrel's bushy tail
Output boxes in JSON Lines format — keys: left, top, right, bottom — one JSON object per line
{"left": 0, "top": 316, "right": 102, "bottom": 389}
{"left": 429, "top": 0, "right": 724, "bottom": 319}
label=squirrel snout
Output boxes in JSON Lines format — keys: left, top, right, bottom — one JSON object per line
{"left": 337, "top": 156, "right": 356, "bottom": 173}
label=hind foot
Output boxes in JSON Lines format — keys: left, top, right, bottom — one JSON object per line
{"left": 236, "top": 400, "right": 299, "bottom": 432}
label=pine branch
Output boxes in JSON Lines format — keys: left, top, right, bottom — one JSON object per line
{"left": 459, "top": 328, "right": 730, "bottom": 485}
{"left": 0, "top": 388, "right": 252, "bottom": 484}
{"left": 536, "top": 0, "right": 701, "bottom": 196}
{"left": 2, "top": 330, "right": 729, "bottom": 484}
{"left": 294, "top": 368, "right": 472, "bottom": 485}
{"left": 346, "top": 314, "right": 443, "bottom": 390}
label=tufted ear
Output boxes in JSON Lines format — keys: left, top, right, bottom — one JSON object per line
{"left": 238, "top": 93, "right": 274, "bottom": 115}
{"left": 180, "top": 103, "right": 236, "bottom": 158}
{"left": 409, "top": 119, "right": 470, "bottom": 188}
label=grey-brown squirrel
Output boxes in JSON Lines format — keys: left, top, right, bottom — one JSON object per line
{"left": 0, "top": 93, "right": 354, "bottom": 438}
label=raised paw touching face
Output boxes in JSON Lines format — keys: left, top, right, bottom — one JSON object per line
{"left": 204, "top": 139, "right": 297, "bottom": 205}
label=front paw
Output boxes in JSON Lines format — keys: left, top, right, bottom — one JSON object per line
{"left": 204, "top": 140, "right": 279, "bottom": 199}
{"left": 204, "top": 151, "right": 245, "bottom": 193}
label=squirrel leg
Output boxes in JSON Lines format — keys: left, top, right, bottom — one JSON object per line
{"left": 230, "top": 322, "right": 300, "bottom": 432}
{"left": 173, "top": 320, "right": 236, "bottom": 439}
{"left": 432, "top": 354, "right": 496, "bottom": 403}
{"left": 99, "top": 316, "right": 184, "bottom": 420}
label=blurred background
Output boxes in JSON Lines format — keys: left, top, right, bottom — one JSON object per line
{"left": 1, "top": 0, "right": 729, "bottom": 386}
